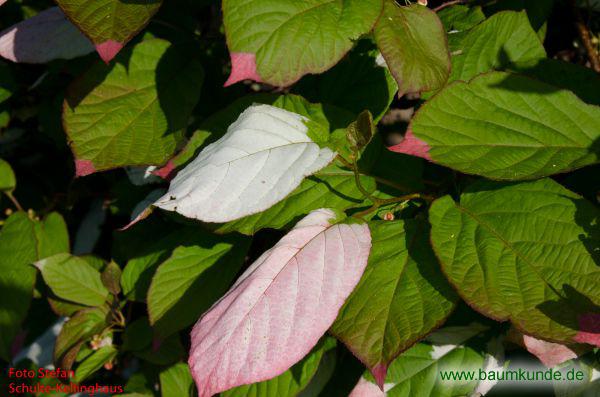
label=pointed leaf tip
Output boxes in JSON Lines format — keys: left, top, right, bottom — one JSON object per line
{"left": 574, "top": 313, "right": 600, "bottom": 346}
{"left": 388, "top": 130, "right": 431, "bottom": 160}
{"left": 224, "top": 52, "right": 261, "bottom": 87}
{"left": 152, "top": 160, "right": 176, "bottom": 180}
{"left": 95, "top": 40, "right": 124, "bottom": 63}
{"left": 75, "top": 159, "right": 95, "bottom": 177}
{"left": 188, "top": 209, "right": 371, "bottom": 397}
{"left": 371, "top": 363, "right": 387, "bottom": 390}
{"left": 522, "top": 335, "right": 578, "bottom": 367}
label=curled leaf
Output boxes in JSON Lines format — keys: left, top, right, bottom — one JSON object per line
{"left": 188, "top": 208, "right": 371, "bottom": 397}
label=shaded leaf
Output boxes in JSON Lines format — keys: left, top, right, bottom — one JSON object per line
{"left": 64, "top": 39, "right": 204, "bottom": 175}
{"left": 0, "top": 7, "right": 93, "bottom": 64}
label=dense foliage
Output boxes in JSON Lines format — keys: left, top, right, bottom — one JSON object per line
{"left": 0, "top": 0, "right": 599, "bottom": 396}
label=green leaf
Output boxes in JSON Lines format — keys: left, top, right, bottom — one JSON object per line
{"left": 36, "top": 253, "right": 109, "bottom": 307}
{"left": 358, "top": 324, "right": 497, "bottom": 396}
{"left": 214, "top": 163, "right": 376, "bottom": 235}
{"left": 64, "top": 39, "right": 204, "bottom": 175}
{"left": 54, "top": 306, "right": 109, "bottom": 370}
{"left": 147, "top": 236, "right": 249, "bottom": 338}
{"left": 56, "top": 0, "right": 162, "bottom": 61}
{"left": 0, "top": 158, "right": 15, "bottom": 193}
{"left": 222, "top": 337, "right": 337, "bottom": 397}
{"left": 429, "top": 179, "right": 600, "bottom": 345}
{"left": 120, "top": 226, "right": 218, "bottom": 301}
{"left": 449, "top": 11, "right": 546, "bottom": 83}
{"left": 74, "top": 345, "right": 118, "bottom": 383}
{"left": 374, "top": 2, "right": 450, "bottom": 95}
{"left": 437, "top": 4, "right": 485, "bottom": 52}
{"left": 331, "top": 220, "right": 457, "bottom": 382}
{"left": 160, "top": 362, "right": 194, "bottom": 397}
{"left": 0, "top": 212, "right": 69, "bottom": 361}
{"left": 222, "top": 0, "right": 383, "bottom": 86}
{"left": 293, "top": 41, "right": 398, "bottom": 122}
{"left": 409, "top": 72, "right": 600, "bottom": 180}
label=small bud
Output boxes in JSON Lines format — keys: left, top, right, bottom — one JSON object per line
{"left": 417, "top": 0, "right": 427, "bottom": 5}
{"left": 103, "top": 361, "right": 114, "bottom": 371}
{"left": 383, "top": 212, "right": 395, "bottom": 221}
{"left": 5, "top": 208, "right": 13, "bottom": 216}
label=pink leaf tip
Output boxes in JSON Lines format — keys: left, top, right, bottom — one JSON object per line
{"left": 573, "top": 313, "right": 600, "bottom": 346}
{"left": 75, "top": 159, "right": 95, "bottom": 177}
{"left": 152, "top": 160, "right": 176, "bottom": 180}
{"left": 371, "top": 363, "right": 388, "bottom": 390}
{"left": 522, "top": 335, "right": 578, "bottom": 367}
{"left": 224, "top": 52, "right": 261, "bottom": 87}
{"left": 388, "top": 130, "right": 432, "bottom": 161}
{"left": 95, "top": 40, "right": 123, "bottom": 63}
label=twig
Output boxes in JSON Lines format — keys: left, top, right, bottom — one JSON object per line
{"left": 5, "top": 192, "right": 23, "bottom": 212}
{"left": 434, "top": 0, "right": 466, "bottom": 12}
{"left": 571, "top": 0, "right": 600, "bottom": 73}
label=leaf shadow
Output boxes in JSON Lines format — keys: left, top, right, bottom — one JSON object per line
{"left": 537, "top": 284, "right": 600, "bottom": 335}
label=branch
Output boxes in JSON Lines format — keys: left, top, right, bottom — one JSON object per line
{"left": 434, "top": 0, "right": 466, "bottom": 12}
{"left": 571, "top": 0, "right": 600, "bottom": 72}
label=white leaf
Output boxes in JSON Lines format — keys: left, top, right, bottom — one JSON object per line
{"left": 188, "top": 208, "right": 371, "bottom": 397}
{"left": 155, "top": 104, "right": 336, "bottom": 222}
{"left": 0, "top": 7, "right": 94, "bottom": 63}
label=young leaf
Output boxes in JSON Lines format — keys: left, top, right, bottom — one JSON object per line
{"left": 101, "top": 261, "right": 122, "bottom": 296}
{"left": 391, "top": 72, "right": 600, "bottom": 180}
{"left": 0, "top": 158, "right": 15, "bottom": 192}
{"left": 160, "top": 362, "right": 194, "bottom": 397}
{"left": 350, "top": 324, "right": 502, "bottom": 396}
{"left": 0, "top": 212, "right": 69, "bottom": 361}
{"left": 73, "top": 345, "right": 117, "bottom": 383}
{"left": 331, "top": 220, "right": 458, "bottom": 387}
{"left": 188, "top": 208, "right": 371, "bottom": 397}
{"left": 147, "top": 236, "right": 249, "bottom": 338}
{"left": 346, "top": 111, "right": 375, "bottom": 152}
{"left": 55, "top": 0, "right": 163, "bottom": 62}
{"left": 449, "top": 11, "right": 546, "bottom": 83}
{"left": 222, "top": 0, "right": 383, "bottom": 86}
{"left": 222, "top": 337, "right": 337, "bottom": 397}
{"left": 154, "top": 105, "right": 336, "bottom": 223}
{"left": 373, "top": 1, "right": 450, "bottom": 95}
{"left": 64, "top": 39, "right": 204, "bottom": 175}
{"left": 36, "top": 253, "right": 109, "bottom": 307}
{"left": 429, "top": 179, "right": 600, "bottom": 346}
{"left": 54, "top": 306, "right": 109, "bottom": 370}
{"left": 0, "top": 7, "right": 93, "bottom": 64}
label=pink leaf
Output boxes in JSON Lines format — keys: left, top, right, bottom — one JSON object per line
{"left": 574, "top": 313, "right": 600, "bottom": 346}
{"left": 188, "top": 209, "right": 371, "bottom": 397}
{"left": 95, "top": 40, "right": 124, "bottom": 63}
{"left": 224, "top": 52, "right": 261, "bottom": 87}
{"left": 522, "top": 335, "right": 578, "bottom": 367}
{"left": 0, "top": 7, "right": 94, "bottom": 64}
{"left": 349, "top": 377, "right": 386, "bottom": 397}
{"left": 74, "top": 159, "right": 96, "bottom": 177}
{"left": 0, "top": 0, "right": 7, "bottom": 7}
{"left": 388, "top": 130, "right": 431, "bottom": 160}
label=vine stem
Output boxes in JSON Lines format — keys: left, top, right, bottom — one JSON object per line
{"left": 434, "top": 0, "right": 466, "bottom": 12}
{"left": 5, "top": 192, "right": 23, "bottom": 212}
{"left": 571, "top": 0, "right": 600, "bottom": 72}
